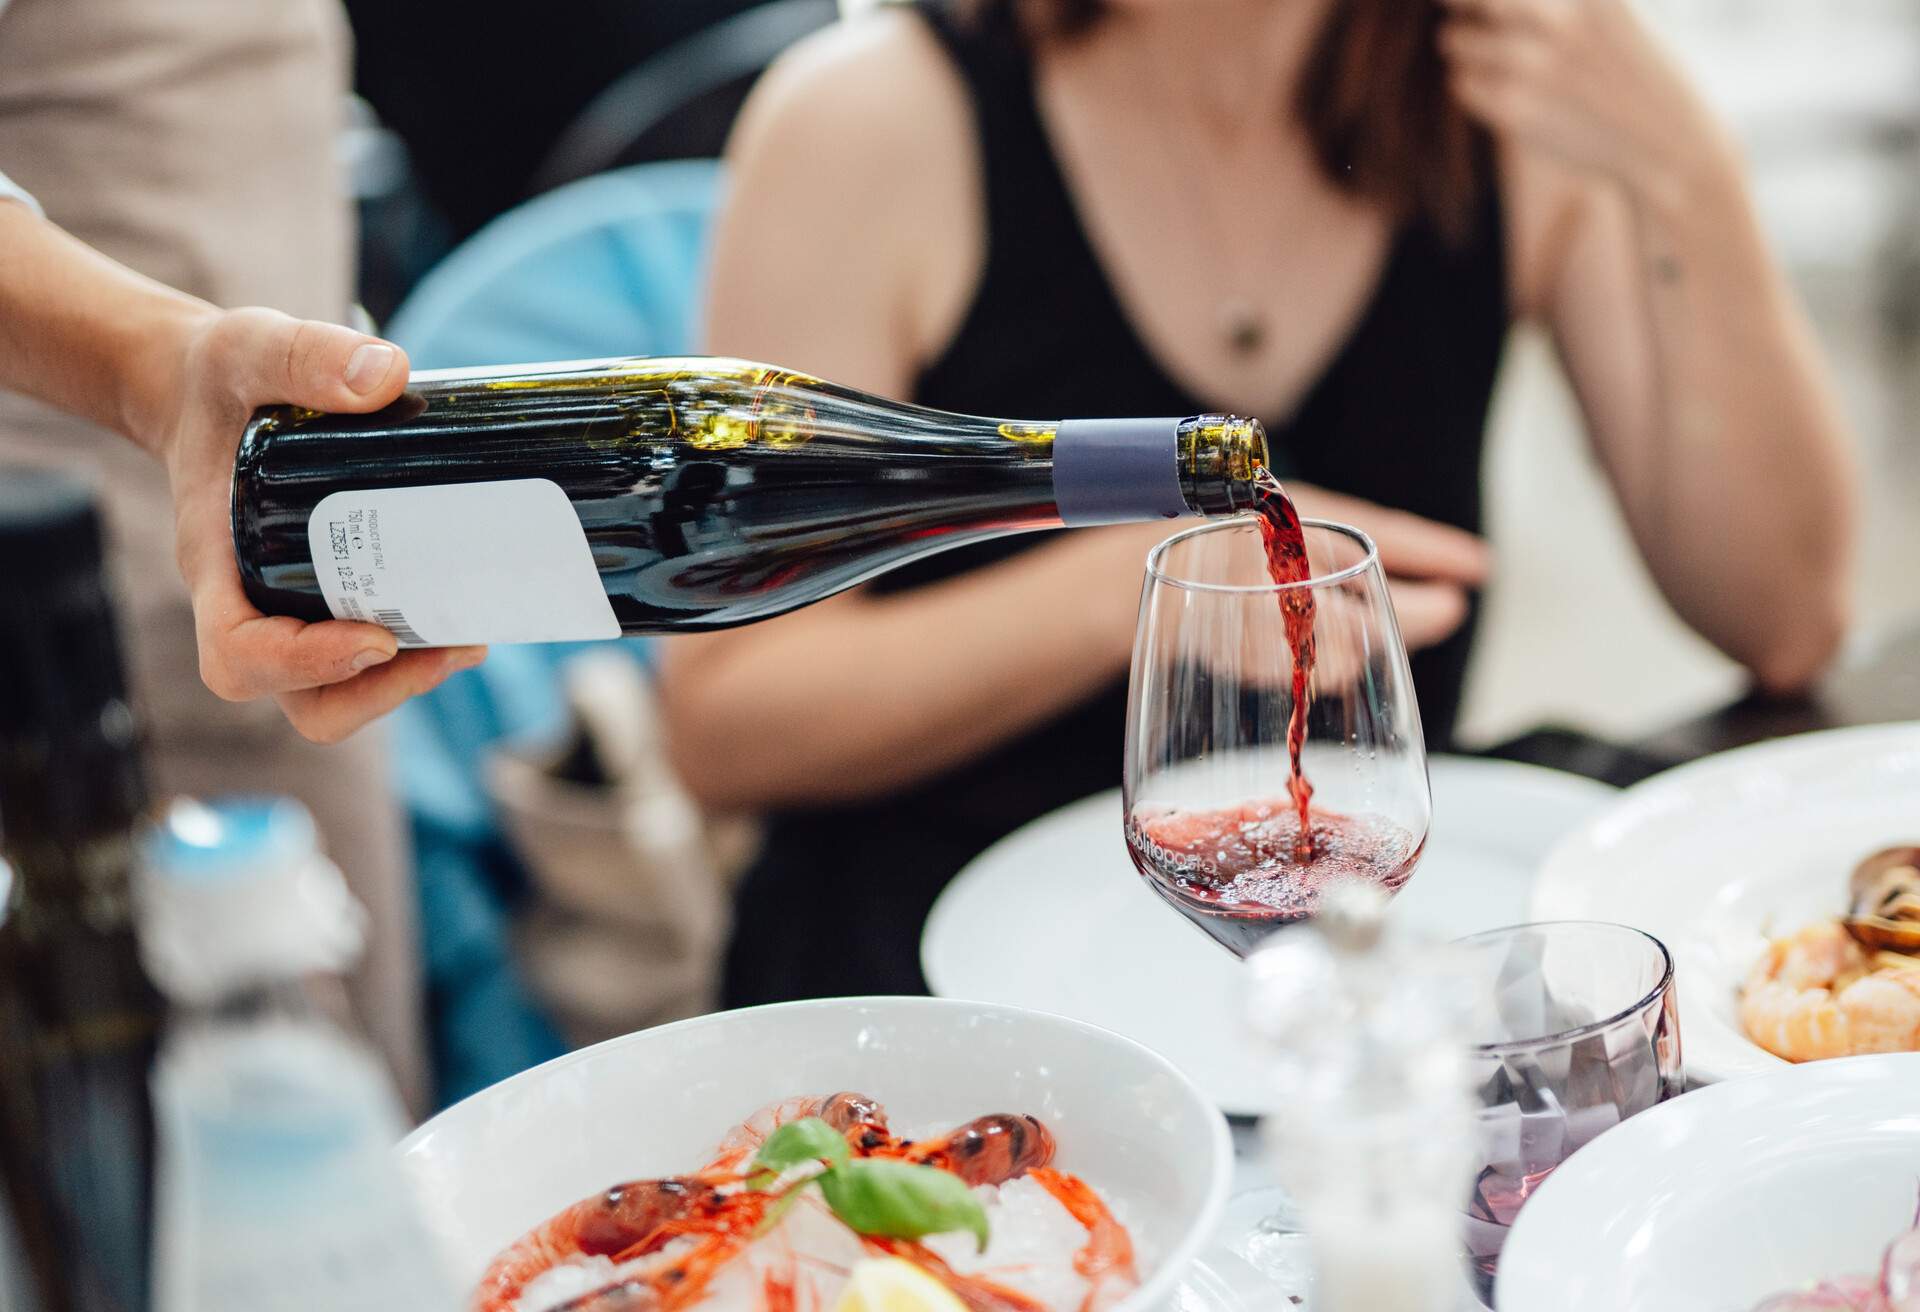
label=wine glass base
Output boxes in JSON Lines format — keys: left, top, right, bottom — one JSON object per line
{"left": 1164, "top": 1187, "right": 1490, "bottom": 1312}
{"left": 1162, "top": 1188, "right": 1315, "bottom": 1311}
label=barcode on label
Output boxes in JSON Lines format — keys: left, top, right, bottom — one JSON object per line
{"left": 373, "top": 609, "right": 427, "bottom": 646}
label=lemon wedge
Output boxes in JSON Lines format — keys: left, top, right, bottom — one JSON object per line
{"left": 831, "top": 1257, "right": 969, "bottom": 1312}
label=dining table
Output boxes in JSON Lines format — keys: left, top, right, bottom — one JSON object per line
{"left": 1480, "top": 621, "right": 1920, "bottom": 788}
{"left": 1215, "top": 619, "right": 1920, "bottom": 1309}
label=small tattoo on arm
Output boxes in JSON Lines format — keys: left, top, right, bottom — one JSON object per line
{"left": 1652, "top": 253, "right": 1683, "bottom": 284}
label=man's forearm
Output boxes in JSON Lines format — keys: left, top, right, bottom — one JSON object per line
{"left": 0, "top": 201, "right": 217, "bottom": 453}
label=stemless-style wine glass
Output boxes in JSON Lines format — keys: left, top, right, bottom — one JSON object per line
{"left": 1123, "top": 517, "right": 1431, "bottom": 958}
{"left": 1458, "top": 922, "right": 1682, "bottom": 1304}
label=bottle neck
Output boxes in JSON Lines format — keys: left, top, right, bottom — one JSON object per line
{"left": 1049, "top": 415, "right": 1267, "bottom": 526}
{"left": 1176, "top": 416, "right": 1268, "bottom": 517}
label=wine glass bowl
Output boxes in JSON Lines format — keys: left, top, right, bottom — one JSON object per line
{"left": 1123, "top": 517, "right": 1431, "bottom": 958}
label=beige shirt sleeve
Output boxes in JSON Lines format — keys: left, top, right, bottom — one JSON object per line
{"left": 0, "top": 168, "right": 40, "bottom": 215}
{"left": 1, "top": 0, "right": 39, "bottom": 213}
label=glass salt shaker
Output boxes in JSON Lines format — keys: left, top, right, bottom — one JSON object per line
{"left": 1243, "top": 883, "right": 1479, "bottom": 1312}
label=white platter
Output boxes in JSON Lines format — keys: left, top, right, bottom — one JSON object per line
{"left": 1531, "top": 722, "right": 1920, "bottom": 1084}
{"left": 924, "top": 756, "right": 1618, "bottom": 1115}
{"left": 1496, "top": 1053, "right": 1920, "bottom": 1311}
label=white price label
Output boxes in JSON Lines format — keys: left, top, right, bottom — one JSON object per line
{"left": 306, "top": 479, "right": 621, "bottom": 647}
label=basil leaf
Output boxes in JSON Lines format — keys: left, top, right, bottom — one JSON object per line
{"left": 819, "top": 1160, "right": 990, "bottom": 1253}
{"left": 750, "top": 1117, "right": 850, "bottom": 1189}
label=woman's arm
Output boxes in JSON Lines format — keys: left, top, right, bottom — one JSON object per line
{"left": 1443, "top": 0, "right": 1856, "bottom": 692}
{"left": 0, "top": 201, "right": 484, "bottom": 741}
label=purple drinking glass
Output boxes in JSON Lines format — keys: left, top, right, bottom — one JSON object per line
{"left": 1457, "top": 921, "right": 1682, "bottom": 1303}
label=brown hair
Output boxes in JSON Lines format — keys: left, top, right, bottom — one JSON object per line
{"left": 975, "top": 0, "right": 1488, "bottom": 245}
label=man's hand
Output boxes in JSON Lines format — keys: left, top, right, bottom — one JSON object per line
{"left": 0, "top": 206, "right": 482, "bottom": 742}
{"left": 147, "top": 307, "right": 485, "bottom": 743}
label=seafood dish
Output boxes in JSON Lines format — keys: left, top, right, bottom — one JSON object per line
{"left": 476, "top": 1092, "right": 1139, "bottom": 1312}
{"left": 1741, "top": 846, "right": 1920, "bottom": 1062}
{"left": 1748, "top": 1188, "right": 1920, "bottom": 1310}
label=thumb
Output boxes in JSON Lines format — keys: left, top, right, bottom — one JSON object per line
{"left": 1387, "top": 579, "right": 1472, "bottom": 651}
{"left": 225, "top": 307, "right": 411, "bottom": 414}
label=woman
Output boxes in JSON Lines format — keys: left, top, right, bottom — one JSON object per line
{"left": 661, "top": 0, "right": 1855, "bottom": 1003}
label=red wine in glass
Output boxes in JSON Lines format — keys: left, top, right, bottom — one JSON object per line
{"left": 1126, "top": 801, "right": 1424, "bottom": 956}
{"left": 1464, "top": 1163, "right": 1557, "bottom": 1287}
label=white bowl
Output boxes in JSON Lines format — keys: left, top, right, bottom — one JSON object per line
{"left": 399, "top": 996, "right": 1234, "bottom": 1311}
{"left": 1496, "top": 1053, "right": 1920, "bottom": 1311}
{"left": 1531, "top": 722, "right": 1920, "bottom": 1083}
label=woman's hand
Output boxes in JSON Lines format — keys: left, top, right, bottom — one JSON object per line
{"left": 1437, "top": 0, "right": 1734, "bottom": 207}
{"left": 1288, "top": 484, "right": 1493, "bottom": 650}
{"left": 138, "top": 308, "right": 486, "bottom": 743}
{"left": 1072, "top": 485, "right": 1492, "bottom": 656}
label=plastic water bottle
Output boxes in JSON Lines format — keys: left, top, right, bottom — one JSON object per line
{"left": 137, "top": 798, "right": 458, "bottom": 1312}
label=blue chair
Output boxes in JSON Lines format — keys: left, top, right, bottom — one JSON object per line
{"left": 388, "top": 158, "right": 721, "bottom": 368}
{"left": 383, "top": 159, "right": 723, "bottom": 1107}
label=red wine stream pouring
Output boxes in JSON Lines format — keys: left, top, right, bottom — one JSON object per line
{"left": 1252, "top": 469, "right": 1318, "bottom": 862}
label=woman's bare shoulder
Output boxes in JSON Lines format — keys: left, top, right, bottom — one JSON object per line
{"left": 730, "top": 9, "right": 975, "bottom": 186}
{"left": 719, "top": 9, "right": 984, "bottom": 368}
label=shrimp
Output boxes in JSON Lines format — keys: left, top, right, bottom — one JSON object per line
{"left": 474, "top": 1177, "right": 723, "bottom": 1312}
{"left": 1741, "top": 921, "right": 1920, "bottom": 1062}
{"left": 1750, "top": 1184, "right": 1920, "bottom": 1311}
{"left": 895, "top": 1115, "right": 1057, "bottom": 1186}
{"left": 709, "top": 1092, "right": 891, "bottom": 1171}
{"left": 475, "top": 1098, "right": 1077, "bottom": 1312}
{"left": 543, "top": 1279, "right": 659, "bottom": 1312}
{"left": 543, "top": 1234, "right": 750, "bottom": 1312}
{"left": 1028, "top": 1168, "right": 1138, "bottom": 1312}
{"left": 484, "top": 1096, "right": 887, "bottom": 1311}
{"left": 1748, "top": 1281, "right": 1889, "bottom": 1311}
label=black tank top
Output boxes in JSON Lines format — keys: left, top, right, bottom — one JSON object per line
{"left": 722, "top": 2, "right": 1509, "bottom": 1005}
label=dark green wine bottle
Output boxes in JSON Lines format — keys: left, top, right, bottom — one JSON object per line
{"left": 0, "top": 470, "right": 162, "bottom": 1312}
{"left": 232, "top": 356, "right": 1268, "bottom": 647}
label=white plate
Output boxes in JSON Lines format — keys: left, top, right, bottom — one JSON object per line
{"left": 399, "top": 996, "right": 1232, "bottom": 1312}
{"left": 1496, "top": 1053, "right": 1920, "bottom": 1311}
{"left": 922, "top": 756, "right": 1617, "bottom": 1116}
{"left": 1531, "top": 722, "right": 1920, "bottom": 1085}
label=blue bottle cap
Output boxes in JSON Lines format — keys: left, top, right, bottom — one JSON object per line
{"left": 141, "top": 797, "right": 318, "bottom": 884}
{"left": 136, "top": 796, "right": 363, "bottom": 1002}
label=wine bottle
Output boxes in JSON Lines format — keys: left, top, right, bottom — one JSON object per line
{"left": 232, "top": 356, "right": 1268, "bottom": 647}
{"left": 0, "top": 469, "right": 164, "bottom": 1312}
